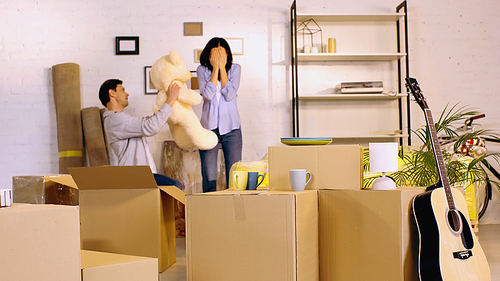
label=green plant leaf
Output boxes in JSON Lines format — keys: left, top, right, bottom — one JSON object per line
{"left": 364, "top": 102, "right": 500, "bottom": 193}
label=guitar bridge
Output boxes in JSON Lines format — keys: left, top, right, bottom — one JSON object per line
{"left": 453, "top": 250, "right": 473, "bottom": 260}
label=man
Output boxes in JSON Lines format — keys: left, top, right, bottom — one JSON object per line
{"left": 98, "top": 79, "right": 182, "bottom": 188}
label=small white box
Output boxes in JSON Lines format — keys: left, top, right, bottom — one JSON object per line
{"left": 0, "top": 189, "right": 12, "bottom": 207}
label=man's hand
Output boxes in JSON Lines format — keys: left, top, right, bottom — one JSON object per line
{"left": 166, "top": 81, "right": 180, "bottom": 107}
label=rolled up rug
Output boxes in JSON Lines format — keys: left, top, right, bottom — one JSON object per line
{"left": 81, "top": 106, "right": 109, "bottom": 166}
{"left": 52, "top": 63, "right": 83, "bottom": 173}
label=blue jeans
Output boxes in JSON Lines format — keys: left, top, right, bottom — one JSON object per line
{"left": 153, "top": 173, "right": 184, "bottom": 190}
{"left": 199, "top": 128, "right": 242, "bottom": 193}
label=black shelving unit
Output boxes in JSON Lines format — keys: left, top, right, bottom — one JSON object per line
{"left": 290, "top": 0, "right": 411, "bottom": 145}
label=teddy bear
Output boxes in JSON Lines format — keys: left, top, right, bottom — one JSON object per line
{"left": 150, "top": 50, "right": 218, "bottom": 151}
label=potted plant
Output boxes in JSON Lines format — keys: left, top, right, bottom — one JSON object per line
{"left": 364, "top": 103, "right": 500, "bottom": 219}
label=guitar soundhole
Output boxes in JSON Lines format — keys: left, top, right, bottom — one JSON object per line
{"left": 447, "top": 210, "right": 461, "bottom": 232}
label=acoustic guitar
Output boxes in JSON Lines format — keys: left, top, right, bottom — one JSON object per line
{"left": 406, "top": 77, "right": 491, "bottom": 281}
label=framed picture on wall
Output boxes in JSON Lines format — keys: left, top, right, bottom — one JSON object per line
{"left": 116, "top": 36, "right": 139, "bottom": 55}
{"left": 194, "top": 49, "right": 203, "bottom": 63}
{"left": 225, "top": 38, "right": 244, "bottom": 55}
{"left": 186, "top": 71, "right": 199, "bottom": 92}
{"left": 184, "top": 22, "right": 203, "bottom": 36}
{"left": 144, "top": 66, "right": 157, "bottom": 94}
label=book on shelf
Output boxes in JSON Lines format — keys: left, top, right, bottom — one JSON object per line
{"left": 339, "top": 81, "right": 383, "bottom": 94}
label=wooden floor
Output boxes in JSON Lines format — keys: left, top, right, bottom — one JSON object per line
{"left": 481, "top": 224, "right": 500, "bottom": 280}
{"left": 160, "top": 224, "right": 500, "bottom": 280}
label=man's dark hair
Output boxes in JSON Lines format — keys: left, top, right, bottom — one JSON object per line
{"left": 199, "top": 37, "right": 233, "bottom": 72}
{"left": 99, "top": 79, "right": 122, "bottom": 106}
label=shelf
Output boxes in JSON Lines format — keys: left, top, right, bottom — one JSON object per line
{"left": 331, "top": 134, "right": 407, "bottom": 139}
{"left": 298, "top": 93, "right": 407, "bottom": 100}
{"left": 290, "top": 1, "right": 410, "bottom": 144}
{"left": 297, "top": 13, "right": 405, "bottom": 22}
{"left": 298, "top": 53, "right": 406, "bottom": 62}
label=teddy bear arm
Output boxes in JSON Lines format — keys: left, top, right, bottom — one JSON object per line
{"left": 177, "top": 88, "right": 202, "bottom": 105}
{"left": 153, "top": 89, "right": 168, "bottom": 113}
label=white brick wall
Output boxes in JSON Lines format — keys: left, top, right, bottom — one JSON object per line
{"left": 1, "top": 0, "right": 499, "bottom": 223}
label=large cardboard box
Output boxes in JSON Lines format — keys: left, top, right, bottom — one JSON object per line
{"left": 12, "top": 174, "right": 79, "bottom": 205}
{"left": 67, "top": 166, "right": 186, "bottom": 272}
{"left": 186, "top": 190, "right": 319, "bottom": 281}
{"left": 81, "top": 250, "right": 158, "bottom": 281}
{"left": 0, "top": 204, "right": 81, "bottom": 281}
{"left": 268, "top": 145, "right": 363, "bottom": 191}
{"left": 319, "top": 188, "right": 422, "bottom": 281}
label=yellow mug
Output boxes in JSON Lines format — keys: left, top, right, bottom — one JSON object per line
{"left": 232, "top": 171, "right": 248, "bottom": 191}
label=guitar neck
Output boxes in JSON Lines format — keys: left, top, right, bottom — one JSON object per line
{"left": 424, "top": 109, "right": 456, "bottom": 211}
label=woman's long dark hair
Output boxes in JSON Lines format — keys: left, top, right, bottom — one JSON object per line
{"left": 199, "top": 37, "right": 233, "bottom": 72}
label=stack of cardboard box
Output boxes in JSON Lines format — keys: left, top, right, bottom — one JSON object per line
{"left": 7, "top": 145, "right": 428, "bottom": 280}
{"left": 9, "top": 165, "right": 186, "bottom": 280}
{"left": 0, "top": 202, "right": 159, "bottom": 280}
{"left": 186, "top": 145, "right": 422, "bottom": 281}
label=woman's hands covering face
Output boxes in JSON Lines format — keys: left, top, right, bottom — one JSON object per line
{"left": 209, "top": 48, "right": 219, "bottom": 68}
{"left": 209, "top": 46, "right": 227, "bottom": 69}
{"left": 218, "top": 47, "right": 227, "bottom": 69}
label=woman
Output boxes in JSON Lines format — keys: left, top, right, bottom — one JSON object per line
{"left": 197, "top": 37, "right": 242, "bottom": 192}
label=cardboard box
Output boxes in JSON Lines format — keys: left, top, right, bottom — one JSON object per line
{"left": 12, "top": 174, "right": 79, "bottom": 205}
{"left": 186, "top": 190, "right": 319, "bottom": 281}
{"left": 0, "top": 204, "right": 81, "bottom": 281}
{"left": 268, "top": 145, "right": 363, "bottom": 191}
{"left": 66, "top": 166, "right": 186, "bottom": 273}
{"left": 81, "top": 250, "right": 158, "bottom": 281}
{"left": 319, "top": 188, "right": 422, "bottom": 281}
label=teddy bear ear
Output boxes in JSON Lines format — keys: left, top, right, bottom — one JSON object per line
{"left": 168, "top": 50, "right": 183, "bottom": 66}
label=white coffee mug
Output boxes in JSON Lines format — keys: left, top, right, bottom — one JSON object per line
{"left": 289, "top": 169, "right": 312, "bottom": 191}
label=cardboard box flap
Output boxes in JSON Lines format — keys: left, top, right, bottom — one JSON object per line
{"left": 43, "top": 175, "right": 79, "bottom": 189}
{"left": 68, "top": 166, "right": 158, "bottom": 190}
{"left": 81, "top": 250, "right": 158, "bottom": 281}
{"left": 159, "top": 186, "right": 186, "bottom": 205}
{"left": 81, "top": 250, "right": 157, "bottom": 269}
{"left": 189, "top": 190, "right": 266, "bottom": 196}
{"left": 263, "top": 190, "right": 314, "bottom": 196}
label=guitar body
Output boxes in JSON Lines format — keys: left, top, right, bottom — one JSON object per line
{"left": 413, "top": 187, "right": 491, "bottom": 281}
{"left": 406, "top": 77, "right": 491, "bottom": 280}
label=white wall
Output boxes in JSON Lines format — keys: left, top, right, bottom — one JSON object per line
{"left": 1, "top": 0, "right": 499, "bottom": 222}
{"left": 407, "top": 0, "right": 500, "bottom": 224}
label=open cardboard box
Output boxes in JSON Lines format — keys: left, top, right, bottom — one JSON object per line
{"left": 54, "top": 166, "right": 185, "bottom": 273}
{"left": 186, "top": 189, "right": 319, "bottom": 281}
{"left": 81, "top": 250, "right": 158, "bottom": 281}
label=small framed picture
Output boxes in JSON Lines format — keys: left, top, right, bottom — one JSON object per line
{"left": 225, "top": 38, "right": 244, "bottom": 55}
{"left": 144, "top": 66, "right": 157, "bottom": 95}
{"left": 186, "top": 71, "right": 199, "bottom": 91}
{"left": 184, "top": 22, "right": 203, "bottom": 36}
{"left": 116, "top": 36, "right": 139, "bottom": 55}
{"left": 194, "top": 49, "right": 203, "bottom": 63}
